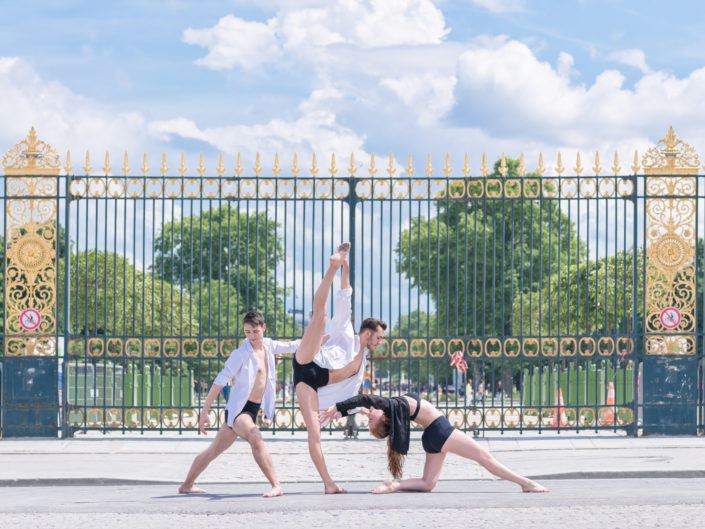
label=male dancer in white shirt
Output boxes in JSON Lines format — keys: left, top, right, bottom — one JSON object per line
{"left": 293, "top": 242, "right": 387, "bottom": 494}
{"left": 177, "top": 310, "right": 363, "bottom": 497}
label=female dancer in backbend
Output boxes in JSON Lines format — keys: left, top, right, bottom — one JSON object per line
{"left": 293, "top": 242, "right": 387, "bottom": 494}
{"left": 320, "top": 393, "right": 548, "bottom": 494}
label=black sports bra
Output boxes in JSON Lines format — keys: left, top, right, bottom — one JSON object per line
{"left": 405, "top": 392, "right": 421, "bottom": 421}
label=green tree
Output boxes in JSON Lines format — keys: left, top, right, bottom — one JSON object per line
{"left": 512, "top": 249, "right": 642, "bottom": 337}
{"left": 59, "top": 250, "right": 199, "bottom": 336}
{"left": 153, "top": 205, "right": 296, "bottom": 338}
{"left": 395, "top": 157, "right": 585, "bottom": 337}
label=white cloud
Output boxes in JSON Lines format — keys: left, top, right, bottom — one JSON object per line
{"left": 607, "top": 48, "right": 651, "bottom": 74}
{"left": 380, "top": 73, "right": 457, "bottom": 125}
{"left": 149, "top": 89, "right": 367, "bottom": 165}
{"left": 183, "top": 15, "right": 281, "bottom": 70}
{"left": 184, "top": 0, "right": 449, "bottom": 70}
{"left": 0, "top": 56, "right": 154, "bottom": 166}
{"left": 467, "top": 0, "right": 526, "bottom": 13}
{"left": 454, "top": 39, "right": 705, "bottom": 150}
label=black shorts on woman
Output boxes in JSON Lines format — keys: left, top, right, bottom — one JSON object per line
{"left": 292, "top": 355, "right": 330, "bottom": 391}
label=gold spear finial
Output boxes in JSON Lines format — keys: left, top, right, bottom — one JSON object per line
{"left": 348, "top": 152, "right": 357, "bottom": 177}
{"left": 141, "top": 152, "right": 149, "bottom": 177}
{"left": 425, "top": 153, "right": 433, "bottom": 178}
{"left": 84, "top": 151, "right": 92, "bottom": 176}
{"left": 122, "top": 152, "right": 130, "bottom": 177}
{"left": 292, "top": 153, "right": 300, "bottom": 177}
{"left": 518, "top": 153, "right": 527, "bottom": 177}
{"left": 178, "top": 152, "right": 187, "bottom": 177}
{"left": 234, "top": 152, "right": 243, "bottom": 177}
{"left": 197, "top": 152, "right": 205, "bottom": 177}
{"left": 388, "top": 153, "right": 396, "bottom": 178}
{"left": 574, "top": 152, "right": 583, "bottom": 177}
{"left": 216, "top": 152, "right": 225, "bottom": 177}
{"left": 329, "top": 153, "right": 338, "bottom": 177}
{"left": 272, "top": 153, "right": 281, "bottom": 177}
{"left": 443, "top": 153, "right": 452, "bottom": 177}
{"left": 103, "top": 151, "right": 111, "bottom": 176}
{"left": 406, "top": 153, "right": 414, "bottom": 177}
{"left": 64, "top": 150, "right": 72, "bottom": 175}
{"left": 593, "top": 152, "right": 602, "bottom": 176}
{"left": 499, "top": 153, "right": 508, "bottom": 177}
{"left": 556, "top": 152, "right": 564, "bottom": 177}
{"left": 254, "top": 152, "right": 262, "bottom": 177}
{"left": 537, "top": 152, "right": 545, "bottom": 177}
{"left": 631, "top": 150, "right": 640, "bottom": 174}
{"left": 611, "top": 152, "right": 621, "bottom": 176}
{"left": 462, "top": 153, "right": 471, "bottom": 177}
{"left": 480, "top": 152, "right": 489, "bottom": 177}
{"left": 310, "top": 153, "right": 319, "bottom": 177}
{"left": 160, "top": 152, "right": 168, "bottom": 177}
{"left": 369, "top": 153, "right": 378, "bottom": 177}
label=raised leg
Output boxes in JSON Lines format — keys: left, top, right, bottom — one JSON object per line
{"left": 442, "top": 430, "right": 549, "bottom": 492}
{"left": 296, "top": 382, "right": 346, "bottom": 494}
{"left": 178, "top": 424, "right": 237, "bottom": 493}
{"left": 233, "top": 414, "right": 282, "bottom": 497}
{"left": 295, "top": 243, "right": 351, "bottom": 365}
{"left": 372, "top": 452, "right": 446, "bottom": 493}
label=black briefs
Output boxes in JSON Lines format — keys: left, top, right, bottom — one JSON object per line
{"left": 293, "top": 356, "right": 330, "bottom": 391}
{"left": 421, "top": 415, "right": 455, "bottom": 454}
{"left": 225, "top": 400, "right": 261, "bottom": 428}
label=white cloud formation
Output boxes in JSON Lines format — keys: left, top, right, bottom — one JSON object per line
{"left": 467, "top": 0, "right": 526, "bottom": 13}
{"left": 380, "top": 73, "right": 457, "bottom": 125}
{"left": 607, "top": 48, "right": 651, "bottom": 74}
{"left": 149, "top": 88, "right": 367, "bottom": 164}
{"left": 183, "top": 0, "right": 449, "bottom": 70}
{"left": 183, "top": 15, "right": 281, "bottom": 70}
{"left": 0, "top": 57, "right": 154, "bottom": 165}
{"left": 453, "top": 38, "right": 705, "bottom": 150}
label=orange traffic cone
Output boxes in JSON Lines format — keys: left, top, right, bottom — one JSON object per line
{"left": 552, "top": 388, "right": 568, "bottom": 428}
{"left": 602, "top": 382, "right": 616, "bottom": 425}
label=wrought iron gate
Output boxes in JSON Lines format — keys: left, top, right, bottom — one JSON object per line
{"left": 1, "top": 128, "right": 702, "bottom": 436}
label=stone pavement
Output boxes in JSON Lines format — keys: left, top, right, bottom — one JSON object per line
{"left": 2, "top": 430, "right": 705, "bottom": 487}
{"left": 3, "top": 432, "right": 705, "bottom": 528}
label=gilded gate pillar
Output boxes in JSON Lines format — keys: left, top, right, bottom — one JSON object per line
{"left": 641, "top": 126, "right": 698, "bottom": 434}
{"left": 1, "top": 127, "right": 60, "bottom": 436}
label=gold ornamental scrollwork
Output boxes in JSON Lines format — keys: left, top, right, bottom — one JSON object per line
{"left": 2, "top": 127, "right": 60, "bottom": 175}
{"left": 4, "top": 128, "right": 59, "bottom": 355}
{"left": 642, "top": 128, "right": 697, "bottom": 355}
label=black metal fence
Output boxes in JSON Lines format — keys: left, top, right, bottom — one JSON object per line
{"left": 2, "top": 143, "right": 704, "bottom": 436}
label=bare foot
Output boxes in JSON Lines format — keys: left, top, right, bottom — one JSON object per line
{"left": 371, "top": 480, "right": 397, "bottom": 494}
{"left": 263, "top": 485, "right": 283, "bottom": 497}
{"left": 178, "top": 483, "right": 207, "bottom": 494}
{"left": 522, "top": 479, "right": 549, "bottom": 493}
{"left": 324, "top": 483, "right": 347, "bottom": 494}
{"left": 330, "top": 242, "right": 351, "bottom": 267}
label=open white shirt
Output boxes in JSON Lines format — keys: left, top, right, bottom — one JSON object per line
{"left": 214, "top": 337, "right": 300, "bottom": 428}
{"left": 314, "top": 287, "right": 367, "bottom": 410}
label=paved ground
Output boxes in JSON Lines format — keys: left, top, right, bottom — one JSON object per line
{"left": 2, "top": 431, "right": 705, "bottom": 527}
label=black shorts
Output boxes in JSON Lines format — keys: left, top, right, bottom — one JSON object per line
{"left": 293, "top": 356, "right": 329, "bottom": 391}
{"left": 421, "top": 415, "right": 455, "bottom": 454}
{"left": 225, "top": 400, "right": 261, "bottom": 428}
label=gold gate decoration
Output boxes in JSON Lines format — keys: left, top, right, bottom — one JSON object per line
{"left": 2, "top": 127, "right": 59, "bottom": 356}
{"left": 642, "top": 127, "right": 697, "bottom": 355}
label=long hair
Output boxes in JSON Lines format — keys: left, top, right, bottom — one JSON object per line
{"left": 370, "top": 417, "right": 405, "bottom": 480}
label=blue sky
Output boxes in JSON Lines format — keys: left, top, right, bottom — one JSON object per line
{"left": 2, "top": 0, "right": 705, "bottom": 170}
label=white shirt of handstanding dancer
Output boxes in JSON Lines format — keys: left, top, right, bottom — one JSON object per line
{"left": 214, "top": 335, "right": 301, "bottom": 428}
{"left": 310, "top": 286, "right": 374, "bottom": 413}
